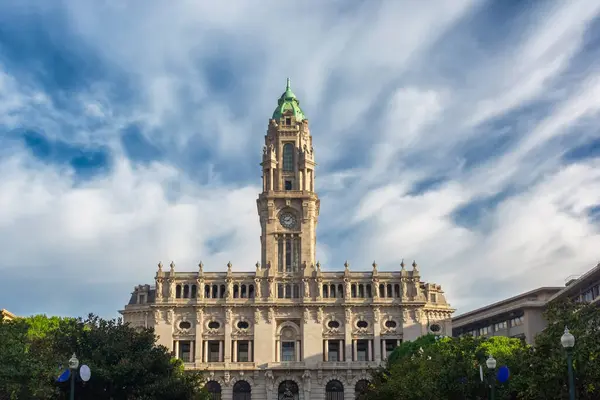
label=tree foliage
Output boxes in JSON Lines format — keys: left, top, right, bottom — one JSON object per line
{"left": 365, "top": 300, "right": 600, "bottom": 400}
{"left": 0, "top": 313, "right": 211, "bottom": 400}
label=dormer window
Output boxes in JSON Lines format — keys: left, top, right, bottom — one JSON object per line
{"left": 285, "top": 117, "right": 291, "bottom": 126}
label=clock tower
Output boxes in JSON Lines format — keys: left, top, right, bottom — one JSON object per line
{"left": 257, "top": 79, "right": 320, "bottom": 275}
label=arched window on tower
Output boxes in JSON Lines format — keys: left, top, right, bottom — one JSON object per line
{"left": 183, "top": 284, "right": 190, "bottom": 298}
{"left": 283, "top": 143, "right": 294, "bottom": 172}
{"left": 176, "top": 285, "right": 182, "bottom": 298}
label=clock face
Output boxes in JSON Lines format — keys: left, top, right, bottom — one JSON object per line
{"left": 279, "top": 212, "right": 297, "bottom": 229}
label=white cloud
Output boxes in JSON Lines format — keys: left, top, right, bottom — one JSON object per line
{"left": 1, "top": 0, "right": 600, "bottom": 318}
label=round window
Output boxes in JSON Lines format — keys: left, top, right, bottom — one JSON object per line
{"left": 384, "top": 320, "right": 397, "bottom": 328}
{"left": 208, "top": 321, "right": 220, "bottom": 329}
{"left": 356, "top": 320, "right": 368, "bottom": 329}
{"left": 327, "top": 320, "right": 340, "bottom": 329}
{"left": 178, "top": 321, "right": 191, "bottom": 330}
{"left": 430, "top": 324, "right": 441, "bottom": 332}
{"left": 237, "top": 320, "right": 249, "bottom": 329}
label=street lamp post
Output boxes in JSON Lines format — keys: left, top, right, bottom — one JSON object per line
{"left": 68, "top": 353, "right": 79, "bottom": 400}
{"left": 486, "top": 355, "right": 497, "bottom": 400}
{"left": 561, "top": 327, "right": 576, "bottom": 400}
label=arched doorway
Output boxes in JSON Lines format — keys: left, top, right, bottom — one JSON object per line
{"left": 278, "top": 380, "right": 299, "bottom": 400}
{"left": 354, "top": 379, "right": 370, "bottom": 399}
{"left": 325, "top": 380, "right": 344, "bottom": 400}
{"left": 206, "top": 381, "right": 222, "bottom": 400}
{"left": 232, "top": 380, "right": 251, "bottom": 400}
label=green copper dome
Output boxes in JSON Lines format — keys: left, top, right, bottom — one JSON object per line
{"left": 272, "top": 78, "right": 306, "bottom": 121}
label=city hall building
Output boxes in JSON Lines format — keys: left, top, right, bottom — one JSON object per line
{"left": 121, "top": 80, "right": 455, "bottom": 400}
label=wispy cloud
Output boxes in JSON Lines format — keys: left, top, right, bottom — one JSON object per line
{"left": 0, "top": 0, "right": 599, "bottom": 317}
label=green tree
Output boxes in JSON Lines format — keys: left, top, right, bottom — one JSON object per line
{"left": 517, "top": 300, "right": 600, "bottom": 400}
{"left": 366, "top": 335, "right": 530, "bottom": 400}
{"left": 0, "top": 314, "right": 211, "bottom": 400}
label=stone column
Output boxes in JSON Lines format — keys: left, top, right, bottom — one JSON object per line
{"left": 249, "top": 340, "right": 253, "bottom": 362}
{"left": 353, "top": 340, "right": 358, "bottom": 362}
{"left": 203, "top": 341, "right": 208, "bottom": 362}
{"left": 324, "top": 339, "right": 329, "bottom": 362}
{"left": 189, "top": 341, "right": 194, "bottom": 363}
{"left": 368, "top": 340, "right": 373, "bottom": 361}
{"left": 218, "top": 340, "right": 223, "bottom": 362}
{"left": 296, "top": 340, "right": 301, "bottom": 361}
{"left": 275, "top": 340, "right": 280, "bottom": 362}
{"left": 339, "top": 340, "right": 344, "bottom": 361}
{"left": 233, "top": 340, "right": 238, "bottom": 362}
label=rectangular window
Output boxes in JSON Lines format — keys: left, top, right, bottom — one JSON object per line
{"left": 384, "top": 340, "right": 396, "bottom": 359}
{"left": 278, "top": 239, "right": 284, "bottom": 272}
{"left": 494, "top": 321, "right": 508, "bottom": 331}
{"left": 179, "top": 340, "right": 191, "bottom": 362}
{"left": 328, "top": 341, "right": 340, "bottom": 362}
{"left": 285, "top": 117, "right": 291, "bottom": 126}
{"left": 285, "top": 180, "right": 292, "bottom": 190}
{"left": 208, "top": 341, "right": 220, "bottom": 362}
{"left": 278, "top": 284, "right": 284, "bottom": 298}
{"left": 356, "top": 340, "right": 368, "bottom": 361}
{"left": 281, "top": 341, "right": 295, "bottom": 361}
{"left": 138, "top": 294, "right": 146, "bottom": 304}
{"left": 285, "top": 239, "right": 292, "bottom": 272}
{"left": 237, "top": 341, "right": 249, "bottom": 362}
{"left": 430, "top": 294, "right": 436, "bottom": 303}
{"left": 510, "top": 316, "right": 524, "bottom": 327}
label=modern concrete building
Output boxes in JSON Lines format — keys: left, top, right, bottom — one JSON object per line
{"left": 120, "top": 80, "right": 454, "bottom": 400}
{"left": 452, "top": 287, "right": 562, "bottom": 345}
{"left": 548, "top": 262, "right": 600, "bottom": 304}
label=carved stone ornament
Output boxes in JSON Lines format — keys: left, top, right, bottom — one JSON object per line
{"left": 268, "top": 308, "right": 274, "bottom": 324}
{"left": 168, "top": 279, "right": 175, "bottom": 299}
{"left": 265, "top": 370, "right": 274, "bottom": 390}
{"left": 254, "top": 308, "right": 261, "bottom": 324}
{"left": 414, "top": 308, "right": 423, "bottom": 323}
{"left": 155, "top": 278, "right": 163, "bottom": 299}
{"left": 402, "top": 308, "right": 410, "bottom": 323}
{"left": 196, "top": 308, "right": 203, "bottom": 322}
{"left": 224, "top": 371, "right": 231, "bottom": 385}
{"left": 303, "top": 308, "right": 310, "bottom": 324}
{"left": 254, "top": 278, "right": 261, "bottom": 298}
{"left": 166, "top": 309, "right": 174, "bottom": 324}
{"left": 373, "top": 307, "right": 380, "bottom": 323}
{"left": 225, "top": 308, "right": 232, "bottom": 324}
{"left": 303, "top": 278, "right": 310, "bottom": 298}
{"left": 317, "top": 307, "right": 324, "bottom": 323}
{"left": 153, "top": 309, "right": 162, "bottom": 321}
{"left": 345, "top": 308, "right": 352, "bottom": 324}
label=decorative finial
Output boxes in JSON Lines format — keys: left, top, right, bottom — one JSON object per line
{"left": 344, "top": 260, "right": 350, "bottom": 270}
{"left": 286, "top": 77, "right": 291, "bottom": 90}
{"left": 401, "top": 259, "right": 405, "bottom": 268}
{"left": 412, "top": 260, "right": 418, "bottom": 269}
{"left": 372, "top": 261, "right": 378, "bottom": 271}
{"left": 316, "top": 261, "right": 321, "bottom": 271}
{"left": 198, "top": 261, "right": 204, "bottom": 273}
{"left": 158, "top": 261, "right": 163, "bottom": 271}
{"left": 227, "top": 261, "right": 232, "bottom": 272}
{"left": 169, "top": 261, "right": 175, "bottom": 271}
{"left": 256, "top": 261, "right": 260, "bottom": 270}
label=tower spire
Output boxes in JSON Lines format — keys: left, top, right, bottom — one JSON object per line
{"left": 286, "top": 77, "right": 291, "bottom": 90}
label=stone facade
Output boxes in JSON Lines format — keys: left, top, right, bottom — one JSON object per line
{"left": 121, "top": 80, "right": 454, "bottom": 400}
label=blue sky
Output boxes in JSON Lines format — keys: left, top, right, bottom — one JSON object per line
{"left": 1, "top": 0, "right": 600, "bottom": 319}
